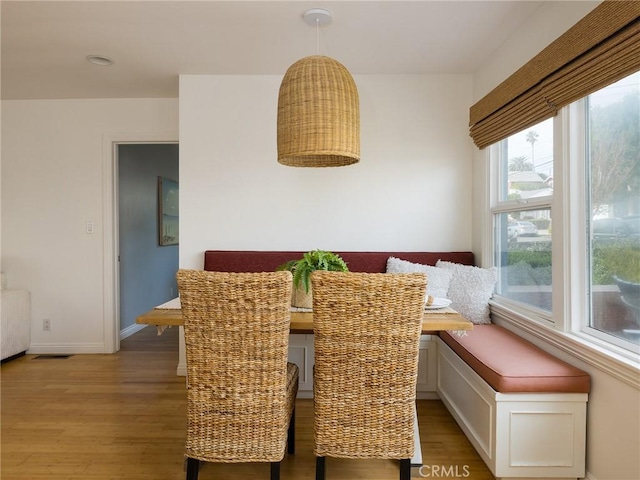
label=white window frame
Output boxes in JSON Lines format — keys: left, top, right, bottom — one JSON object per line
{"left": 572, "top": 98, "right": 640, "bottom": 354}
{"left": 487, "top": 104, "right": 640, "bottom": 388}
{"left": 489, "top": 120, "right": 554, "bottom": 326}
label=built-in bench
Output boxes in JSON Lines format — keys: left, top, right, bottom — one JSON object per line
{"left": 202, "top": 250, "right": 474, "bottom": 395}
{"left": 436, "top": 324, "right": 590, "bottom": 480}
{"left": 201, "top": 250, "right": 590, "bottom": 479}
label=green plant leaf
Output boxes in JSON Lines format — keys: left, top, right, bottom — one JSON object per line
{"left": 276, "top": 250, "right": 349, "bottom": 292}
{"left": 276, "top": 260, "right": 298, "bottom": 272}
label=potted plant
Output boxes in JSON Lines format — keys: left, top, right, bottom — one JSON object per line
{"left": 276, "top": 250, "right": 349, "bottom": 308}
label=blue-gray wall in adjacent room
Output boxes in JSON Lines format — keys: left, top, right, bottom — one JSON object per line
{"left": 118, "top": 144, "right": 179, "bottom": 334}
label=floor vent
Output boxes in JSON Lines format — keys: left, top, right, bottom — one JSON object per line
{"left": 33, "top": 354, "right": 73, "bottom": 360}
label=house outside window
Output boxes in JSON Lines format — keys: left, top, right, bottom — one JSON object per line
{"left": 490, "top": 72, "right": 639, "bottom": 355}
{"left": 492, "top": 118, "right": 553, "bottom": 318}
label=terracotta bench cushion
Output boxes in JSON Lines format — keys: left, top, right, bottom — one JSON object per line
{"left": 439, "top": 325, "right": 590, "bottom": 393}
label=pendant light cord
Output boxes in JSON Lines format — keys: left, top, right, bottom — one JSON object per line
{"left": 316, "top": 18, "right": 320, "bottom": 55}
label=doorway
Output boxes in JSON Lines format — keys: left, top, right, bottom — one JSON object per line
{"left": 117, "top": 143, "right": 179, "bottom": 341}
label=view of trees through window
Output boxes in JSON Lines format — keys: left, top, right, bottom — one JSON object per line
{"left": 588, "top": 72, "right": 640, "bottom": 347}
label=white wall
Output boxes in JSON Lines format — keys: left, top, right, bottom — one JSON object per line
{"left": 471, "top": 0, "right": 601, "bottom": 264}
{"left": 471, "top": 2, "right": 640, "bottom": 479}
{"left": 179, "top": 74, "right": 474, "bottom": 270}
{"left": 1, "top": 98, "right": 178, "bottom": 353}
{"left": 2, "top": 74, "right": 474, "bottom": 351}
{"left": 472, "top": 1, "right": 601, "bottom": 103}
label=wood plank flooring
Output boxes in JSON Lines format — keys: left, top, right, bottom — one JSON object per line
{"left": 1, "top": 326, "right": 494, "bottom": 480}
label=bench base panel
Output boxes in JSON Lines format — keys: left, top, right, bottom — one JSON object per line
{"left": 436, "top": 337, "right": 587, "bottom": 480}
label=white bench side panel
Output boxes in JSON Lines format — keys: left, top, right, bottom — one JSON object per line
{"left": 417, "top": 335, "right": 438, "bottom": 394}
{"left": 495, "top": 400, "right": 587, "bottom": 478}
{"left": 436, "top": 338, "right": 496, "bottom": 469}
{"left": 288, "top": 334, "right": 314, "bottom": 398}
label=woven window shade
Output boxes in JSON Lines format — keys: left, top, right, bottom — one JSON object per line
{"left": 277, "top": 55, "right": 360, "bottom": 167}
{"left": 470, "top": 0, "right": 640, "bottom": 149}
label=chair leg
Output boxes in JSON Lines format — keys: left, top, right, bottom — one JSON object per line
{"left": 316, "top": 456, "right": 326, "bottom": 480}
{"left": 186, "top": 457, "right": 199, "bottom": 480}
{"left": 287, "top": 407, "right": 296, "bottom": 454}
{"left": 399, "top": 458, "right": 410, "bottom": 480}
{"left": 270, "top": 461, "right": 280, "bottom": 480}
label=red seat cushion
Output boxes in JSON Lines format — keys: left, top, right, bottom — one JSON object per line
{"left": 439, "top": 325, "right": 590, "bottom": 393}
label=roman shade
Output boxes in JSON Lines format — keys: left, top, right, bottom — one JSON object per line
{"left": 470, "top": 0, "right": 640, "bottom": 149}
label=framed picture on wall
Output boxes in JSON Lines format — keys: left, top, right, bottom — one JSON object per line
{"left": 158, "top": 176, "right": 179, "bottom": 246}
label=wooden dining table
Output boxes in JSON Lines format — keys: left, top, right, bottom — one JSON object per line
{"left": 136, "top": 302, "right": 473, "bottom": 334}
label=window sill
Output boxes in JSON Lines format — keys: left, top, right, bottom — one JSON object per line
{"left": 489, "top": 301, "right": 640, "bottom": 390}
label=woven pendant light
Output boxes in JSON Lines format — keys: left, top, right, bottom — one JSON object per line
{"left": 277, "top": 10, "right": 360, "bottom": 167}
{"left": 278, "top": 55, "right": 360, "bottom": 168}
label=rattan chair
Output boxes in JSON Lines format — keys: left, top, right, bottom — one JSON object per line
{"left": 311, "top": 271, "right": 427, "bottom": 480}
{"left": 176, "top": 270, "right": 299, "bottom": 480}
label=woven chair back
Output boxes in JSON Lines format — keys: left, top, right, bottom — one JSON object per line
{"left": 311, "top": 271, "right": 427, "bottom": 459}
{"left": 176, "top": 269, "right": 293, "bottom": 463}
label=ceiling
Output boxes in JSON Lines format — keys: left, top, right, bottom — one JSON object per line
{"left": 1, "top": 0, "right": 545, "bottom": 100}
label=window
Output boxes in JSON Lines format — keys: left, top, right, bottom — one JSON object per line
{"left": 492, "top": 119, "right": 553, "bottom": 316}
{"left": 586, "top": 72, "right": 640, "bottom": 350}
{"left": 490, "top": 73, "right": 640, "bottom": 355}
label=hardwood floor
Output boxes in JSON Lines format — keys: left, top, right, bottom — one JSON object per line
{"left": 1, "top": 326, "right": 494, "bottom": 480}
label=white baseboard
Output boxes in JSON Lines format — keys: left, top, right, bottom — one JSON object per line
{"left": 27, "top": 343, "right": 106, "bottom": 354}
{"left": 120, "top": 322, "right": 146, "bottom": 341}
{"left": 27, "top": 324, "right": 147, "bottom": 354}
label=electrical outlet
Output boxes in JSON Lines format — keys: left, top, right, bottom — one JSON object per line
{"left": 43, "top": 319, "right": 51, "bottom": 331}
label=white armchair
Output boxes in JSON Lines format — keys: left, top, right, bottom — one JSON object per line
{"left": 1, "top": 289, "right": 31, "bottom": 361}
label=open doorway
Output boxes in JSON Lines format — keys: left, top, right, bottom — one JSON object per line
{"left": 117, "top": 143, "right": 179, "bottom": 341}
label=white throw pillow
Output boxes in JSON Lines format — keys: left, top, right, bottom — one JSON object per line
{"left": 436, "top": 260, "right": 497, "bottom": 324}
{"left": 386, "top": 257, "right": 453, "bottom": 299}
